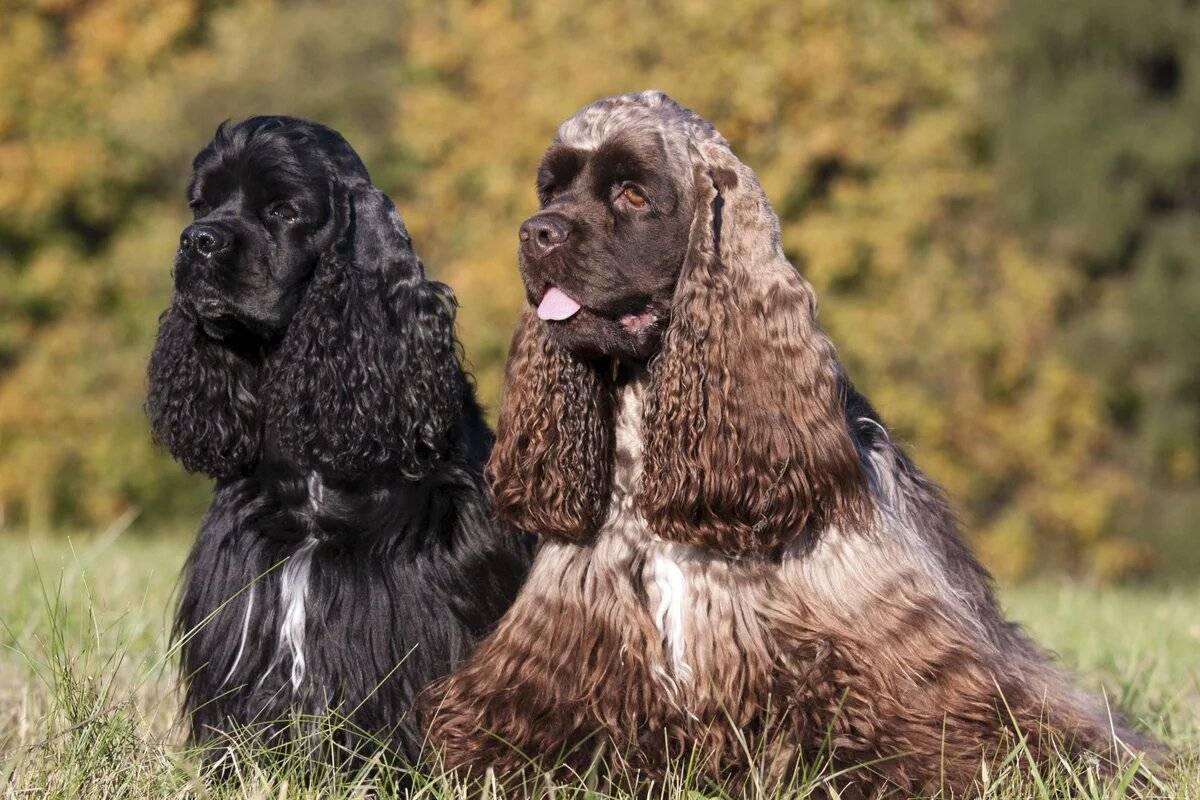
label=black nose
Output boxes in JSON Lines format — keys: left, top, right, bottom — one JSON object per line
{"left": 519, "top": 215, "right": 569, "bottom": 257}
{"left": 180, "top": 223, "right": 231, "bottom": 258}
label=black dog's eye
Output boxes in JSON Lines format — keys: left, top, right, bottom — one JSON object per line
{"left": 538, "top": 184, "right": 557, "bottom": 205}
{"left": 268, "top": 201, "right": 301, "bottom": 223}
{"left": 187, "top": 199, "right": 209, "bottom": 216}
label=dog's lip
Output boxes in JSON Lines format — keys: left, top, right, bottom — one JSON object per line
{"left": 617, "top": 307, "right": 658, "bottom": 334}
{"left": 185, "top": 293, "right": 229, "bottom": 322}
{"left": 179, "top": 291, "right": 236, "bottom": 338}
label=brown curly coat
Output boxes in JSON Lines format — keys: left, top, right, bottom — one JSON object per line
{"left": 422, "top": 91, "right": 1160, "bottom": 796}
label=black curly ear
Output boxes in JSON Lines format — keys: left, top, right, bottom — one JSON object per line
{"left": 266, "top": 182, "right": 464, "bottom": 478}
{"left": 146, "top": 304, "right": 261, "bottom": 477}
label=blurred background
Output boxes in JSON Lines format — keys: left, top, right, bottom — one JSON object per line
{"left": 0, "top": 0, "right": 1196, "bottom": 582}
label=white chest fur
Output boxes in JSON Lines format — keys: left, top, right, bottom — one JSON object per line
{"left": 267, "top": 473, "right": 322, "bottom": 693}
{"left": 603, "top": 378, "right": 695, "bottom": 684}
{"left": 277, "top": 536, "right": 316, "bottom": 692}
{"left": 649, "top": 548, "right": 693, "bottom": 682}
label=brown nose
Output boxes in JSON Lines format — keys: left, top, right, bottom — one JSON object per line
{"left": 519, "top": 215, "right": 569, "bottom": 257}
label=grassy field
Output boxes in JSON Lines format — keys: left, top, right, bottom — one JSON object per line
{"left": 1, "top": 533, "right": 1198, "bottom": 798}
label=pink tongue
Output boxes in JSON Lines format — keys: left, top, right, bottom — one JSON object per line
{"left": 537, "top": 286, "right": 582, "bottom": 321}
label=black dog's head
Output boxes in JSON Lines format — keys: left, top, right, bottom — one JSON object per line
{"left": 518, "top": 127, "right": 695, "bottom": 361}
{"left": 175, "top": 117, "right": 370, "bottom": 338}
{"left": 148, "top": 116, "right": 463, "bottom": 481}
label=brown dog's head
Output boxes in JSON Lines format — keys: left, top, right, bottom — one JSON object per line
{"left": 491, "top": 91, "right": 872, "bottom": 556}
{"left": 516, "top": 106, "right": 697, "bottom": 361}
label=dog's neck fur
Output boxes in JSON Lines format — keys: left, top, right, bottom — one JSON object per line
{"left": 223, "top": 437, "right": 478, "bottom": 698}
{"left": 607, "top": 372, "right": 696, "bottom": 686}
{"left": 594, "top": 373, "right": 775, "bottom": 698}
{"left": 180, "top": 399, "right": 530, "bottom": 764}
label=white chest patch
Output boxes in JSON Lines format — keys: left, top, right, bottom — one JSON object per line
{"left": 277, "top": 536, "right": 316, "bottom": 692}
{"left": 609, "top": 378, "right": 695, "bottom": 686}
{"left": 650, "top": 550, "right": 692, "bottom": 683}
{"left": 306, "top": 471, "right": 324, "bottom": 512}
{"left": 271, "top": 472, "right": 323, "bottom": 693}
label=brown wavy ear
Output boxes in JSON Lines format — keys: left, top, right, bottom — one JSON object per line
{"left": 637, "top": 153, "right": 873, "bottom": 557}
{"left": 486, "top": 308, "right": 614, "bottom": 542}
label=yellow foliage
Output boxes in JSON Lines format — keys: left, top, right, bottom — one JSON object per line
{"left": 0, "top": 0, "right": 1149, "bottom": 578}
{"left": 396, "top": 0, "right": 1138, "bottom": 578}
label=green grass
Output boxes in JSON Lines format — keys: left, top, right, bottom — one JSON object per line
{"left": 1, "top": 533, "right": 1197, "bottom": 798}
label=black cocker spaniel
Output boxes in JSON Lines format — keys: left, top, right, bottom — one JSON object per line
{"left": 146, "top": 116, "right": 529, "bottom": 770}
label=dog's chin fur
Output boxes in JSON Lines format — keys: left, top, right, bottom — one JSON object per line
{"left": 148, "top": 116, "right": 531, "bottom": 772}
{"left": 421, "top": 92, "right": 1163, "bottom": 795}
{"left": 542, "top": 308, "right": 667, "bottom": 362}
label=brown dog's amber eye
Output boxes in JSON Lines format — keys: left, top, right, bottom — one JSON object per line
{"left": 621, "top": 185, "right": 647, "bottom": 208}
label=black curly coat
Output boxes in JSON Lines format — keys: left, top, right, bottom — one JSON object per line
{"left": 146, "top": 116, "right": 530, "bottom": 768}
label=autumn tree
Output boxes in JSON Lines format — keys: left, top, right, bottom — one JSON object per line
{"left": 995, "top": 0, "right": 1200, "bottom": 578}
{"left": 0, "top": 0, "right": 1170, "bottom": 580}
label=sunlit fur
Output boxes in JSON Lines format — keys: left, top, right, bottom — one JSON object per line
{"left": 422, "top": 92, "right": 1161, "bottom": 796}
{"left": 146, "top": 117, "right": 529, "bottom": 770}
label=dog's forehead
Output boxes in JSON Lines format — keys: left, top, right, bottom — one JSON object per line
{"left": 557, "top": 101, "right": 685, "bottom": 163}
{"left": 554, "top": 91, "right": 725, "bottom": 167}
{"left": 195, "top": 134, "right": 329, "bottom": 199}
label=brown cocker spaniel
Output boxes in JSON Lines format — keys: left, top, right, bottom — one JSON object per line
{"left": 421, "top": 91, "right": 1161, "bottom": 796}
